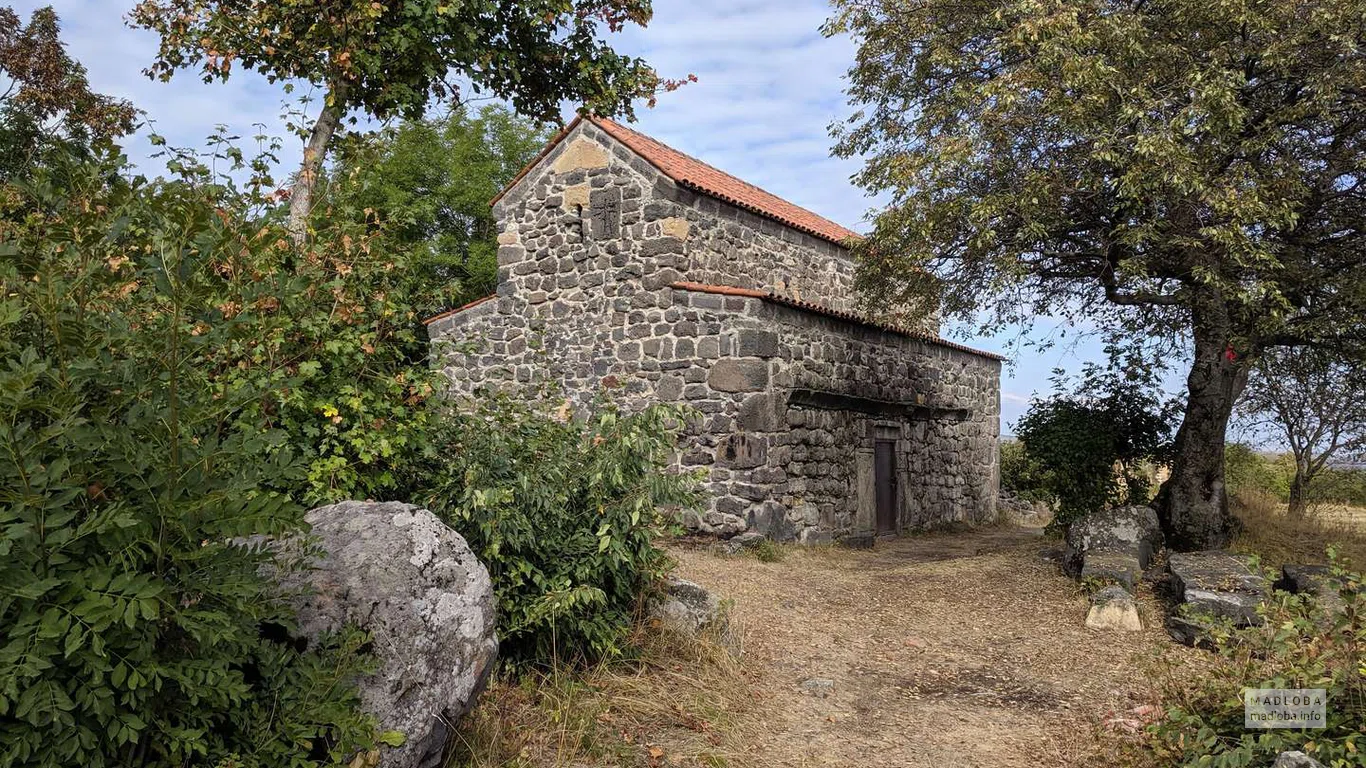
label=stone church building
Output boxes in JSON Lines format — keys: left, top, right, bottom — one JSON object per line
{"left": 426, "top": 115, "right": 1002, "bottom": 545}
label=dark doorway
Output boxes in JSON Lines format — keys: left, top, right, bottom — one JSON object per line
{"left": 874, "top": 440, "right": 897, "bottom": 535}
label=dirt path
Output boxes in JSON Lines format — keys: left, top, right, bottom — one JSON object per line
{"left": 671, "top": 526, "right": 1188, "bottom": 768}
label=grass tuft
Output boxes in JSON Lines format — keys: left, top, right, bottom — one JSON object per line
{"left": 447, "top": 618, "right": 750, "bottom": 768}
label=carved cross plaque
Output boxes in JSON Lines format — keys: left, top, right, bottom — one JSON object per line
{"left": 589, "top": 187, "right": 621, "bottom": 240}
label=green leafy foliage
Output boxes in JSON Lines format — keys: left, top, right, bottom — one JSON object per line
{"left": 325, "top": 105, "right": 552, "bottom": 319}
{"left": 1225, "top": 444, "right": 1293, "bottom": 501}
{"left": 130, "top": 0, "right": 665, "bottom": 126}
{"left": 999, "top": 439, "right": 1054, "bottom": 505}
{"left": 0, "top": 149, "right": 375, "bottom": 766}
{"left": 1148, "top": 555, "right": 1366, "bottom": 767}
{"left": 1015, "top": 366, "right": 1174, "bottom": 531}
{"left": 421, "top": 395, "right": 702, "bottom": 668}
{"left": 826, "top": 0, "right": 1366, "bottom": 549}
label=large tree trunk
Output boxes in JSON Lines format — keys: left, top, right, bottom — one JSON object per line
{"left": 1287, "top": 460, "right": 1310, "bottom": 517}
{"left": 287, "top": 81, "right": 348, "bottom": 246}
{"left": 1157, "top": 316, "right": 1250, "bottom": 550}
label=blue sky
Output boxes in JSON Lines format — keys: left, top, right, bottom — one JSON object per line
{"left": 15, "top": 0, "right": 1133, "bottom": 431}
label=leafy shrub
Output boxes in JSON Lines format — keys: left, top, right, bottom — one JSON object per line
{"left": 1225, "top": 443, "right": 1292, "bottom": 501}
{"left": 1307, "top": 467, "right": 1366, "bottom": 509}
{"left": 421, "top": 394, "right": 702, "bottom": 668}
{"left": 0, "top": 151, "right": 376, "bottom": 765}
{"left": 1147, "top": 555, "right": 1365, "bottom": 767}
{"left": 1015, "top": 365, "right": 1174, "bottom": 531}
{"left": 999, "top": 438, "right": 1054, "bottom": 504}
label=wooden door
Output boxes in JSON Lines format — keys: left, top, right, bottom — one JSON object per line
{"left": 875, "top": 440, "right": 897, "bottom": 535}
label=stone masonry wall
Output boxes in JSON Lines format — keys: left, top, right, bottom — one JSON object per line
{"left": 428, "top": 119, "right": 1001, "bottom": 541}
{"left": 656, "top": 290, "right": 1000, "bottom": 542}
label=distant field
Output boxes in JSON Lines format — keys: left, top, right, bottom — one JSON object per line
{"left": 1233, "top": 494, "right": 1366, "bottom": 568}
{"left": 1308, "top": 503, "right": 1366, "bottom": 530}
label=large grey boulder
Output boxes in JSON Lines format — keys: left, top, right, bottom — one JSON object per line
{"left": 1167, "top": 551, "right": 1268, "bottom": 644}
{"left": 1275, "top": 564, "right": 1349, "bottom": 614}
{"left": 1273, "top": 751, "right": 1326, "bottom": 768}
{"left": 278, "top": 501, "right": 498, "bottom": 768}
{"left": 648, "top": 576, "right": 725, "bottom": 635}
{"left": 1065, "top": 504, "right": 1164, "bottom": 576}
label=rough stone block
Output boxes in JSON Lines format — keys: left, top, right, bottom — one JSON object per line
{"left": 551, "top": 138, "right": 609, "bottom": 173}
{"left": 708, "top": 359, "right": 769, "bottom": 392}
{"left": 1086, "top": 586, "right": 1142, "bottom": 632}
{"left": 1081, "top": 552, "right": 1141, "bottom": 591}
{"left": 716, "top": 433, "right": 768, "bottom": 469}
{"left": 660, "top": 217, "right": 691, "bottom": 240}
{"left": 1168, "top": 551, "right": 1268, "bottom": 629}
{"left": 736, "top": 329, "right": 780, "bottom": 358}
{"left": 747, "top": 500, "right": 796, "bottom": 542}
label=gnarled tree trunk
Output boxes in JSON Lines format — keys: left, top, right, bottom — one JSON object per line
{"left": 287, "top": 80, "right": 348, "bottom": 246}
{"left": 1157, "top": 314, "right": 1250, "bottom": 551}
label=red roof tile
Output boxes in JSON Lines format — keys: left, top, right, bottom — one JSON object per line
{"left": 491, "top": 115, "right": 863, "bottom": 248}
{"left": 589, "top": 117, "right": 862, "bottom": 247}
{"left": 670, "top": 282, "right": 1005, "bottom": 361}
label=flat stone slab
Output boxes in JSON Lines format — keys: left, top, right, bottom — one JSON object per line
{"left": 1168, "top": 551, "right": 1268, "bottom": 627}
{"left": 1081, "top": 552, "right": 1142, "bottom": 591}
{"left": 1086, "top": 586, "right": 1142, "bottom": 632}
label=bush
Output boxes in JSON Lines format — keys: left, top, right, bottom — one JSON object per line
{"left": 1015, "top": 366, "right": 1174, "bottom": 531}
{"left": 999, "top": 438, "right": 1054, "bottom": 504}
{"left": 0, "top": 152, "right": 376, "bottom": 765}
{"left": 1146, "top": 555, "right": 1365, "bottom": 767}
{"left": 421, "top": 394, "right": 702, "bottom": 668}
{"left": 1225, "top": 443, "right": 1292, "bottom": 501}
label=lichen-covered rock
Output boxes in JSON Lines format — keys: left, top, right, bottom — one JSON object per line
{"left": 1086, "top": 586, "right": 1142, "bottom": 631}
{"left": 713, "top": 530, "right": 767, "bottom": 555}
{"left": 279, "top": 501, "right": 497, "bottom": 768}
{"left": 997, "top": 491, "right": 1051, "bottom": 525}
{"left": 648, "top": 576, "right": 725, "bottom": 635}
{"left": 1275, "top": 564, "right": 1349, "bottom": 614}
{"left": 1167, "top": 551, "right": 1268, "bottom": 644}
{"left": 1064, "top": 505, "right": 1163, "bottom": 575}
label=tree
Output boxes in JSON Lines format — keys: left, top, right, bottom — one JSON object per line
{"left": 0, "top": 6, "right": 136, "bottom": 178}
{"left": 325, "top": 105, "right": 550, "bottom": 318}
{"left": 129, "top": 0, "right": 670, "bottom": 243}
{"left": 1236, "top": 347, "right": 1366, "bottom": 516}
{"left": 1014, "top": 364, "right": 1174, "bottom": 531}
{"left": 826, "top": 0, "right": 1366, "bottom": 549}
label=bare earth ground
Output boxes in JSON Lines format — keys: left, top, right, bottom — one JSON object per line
{"left": 671, "top": 525, "right": 1196, "bottom": 768}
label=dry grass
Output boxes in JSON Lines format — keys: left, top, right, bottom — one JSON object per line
{"left": 1230, "top": 490, "right": 1366, "bottom": 568}
{"left": 447, "top": 622, "right": 753, "bottom": 768}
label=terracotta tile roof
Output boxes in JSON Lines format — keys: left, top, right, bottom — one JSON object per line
{"left": 670, "top": 281, "right": 1005, "bottom": 361}
{"left": 423, "top": 294, "right": 496, "bottom": 326}
{"left": 490, "top": 115, "right": 863, "bottom": 248}
{"left": 589, "top": 117, "right": 862, "bottom": 247}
